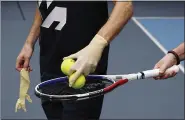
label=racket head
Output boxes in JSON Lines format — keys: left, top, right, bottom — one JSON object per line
{"left": 35, "top": 75, "right": 128, "bottom": 101}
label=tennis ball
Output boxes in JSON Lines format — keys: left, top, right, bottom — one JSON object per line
{"left": 61, "top": 59, "right": 75, "bottom": 75}
{"left": 69, "top": 74, "right": 86, "bottom": 89}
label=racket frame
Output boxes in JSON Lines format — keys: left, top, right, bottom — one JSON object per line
{"left": 35, "top": 76, "right": 116, "bottom": 101}
{"left": 35, "top": 65, "right": 179, "bottom": 101}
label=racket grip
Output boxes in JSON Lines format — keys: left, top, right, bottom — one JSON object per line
{"left": 144, "top": 65, "right": 180, "bottom": 78}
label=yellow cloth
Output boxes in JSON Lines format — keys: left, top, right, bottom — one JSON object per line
{"left": 15, "top": 68, "right": 32, "bottom": 112}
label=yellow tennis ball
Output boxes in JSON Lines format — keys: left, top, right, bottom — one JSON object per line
{"left": 61, "top": 59, "right": 75, "bottom": 75}
{"left": 69, "top": 74, "right": 86, "bottom": 89}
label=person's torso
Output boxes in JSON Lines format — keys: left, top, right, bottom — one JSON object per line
{"left": 38, "top": 1, "right": 109, "bottom": 75}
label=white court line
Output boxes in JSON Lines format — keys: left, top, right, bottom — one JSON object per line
{"left": 134, "top": 16, "right": 184, "bottom": 20}
{"left": 132, "top": 17, "right": 184, "bottom": 73}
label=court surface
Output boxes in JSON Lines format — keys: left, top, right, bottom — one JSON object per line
{"left": 1, "top": 1, "right": 184, "bottom": 119}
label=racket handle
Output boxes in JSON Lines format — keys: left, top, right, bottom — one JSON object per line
{"left": 94, "top": 65, "right": 180, "bottom": 80}
{"left": 122, "top": 65, "right": 180, "bottom": 80}
{"left": 140, "top": 65, "right": 180, "bottom": 79}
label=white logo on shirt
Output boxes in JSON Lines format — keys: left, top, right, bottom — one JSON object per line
{"left": 38, "top": 0, "right": 67, "bottom": 31}
{"left": 38, "top": 0, "right": 53, "bottom": 8}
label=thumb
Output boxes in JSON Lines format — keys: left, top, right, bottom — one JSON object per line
{"left": 159, "top": 64, "right": 168, "bottom": 75}
{"left": 154, "top": 64, "right": 159, "bottom": 69}
{"left": 63, "top": 53, "right": 78, "bottom": 60}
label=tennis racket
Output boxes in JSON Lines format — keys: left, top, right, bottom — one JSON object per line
{"left": 35, "top": 65, "right": 179, "bottom": 101}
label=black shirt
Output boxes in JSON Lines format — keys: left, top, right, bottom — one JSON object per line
{"left": 38, "top": 1, "right": 110, "bottom": 76}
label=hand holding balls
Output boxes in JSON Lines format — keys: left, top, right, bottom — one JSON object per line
{"left": 61, "top": 59, "right": 86, "bottom": 89}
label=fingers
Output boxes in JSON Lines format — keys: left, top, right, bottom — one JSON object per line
{"left": 154, "top": 64, "right": 160, "bottom": 69}
{"left": 154, "top": 53, "right": 179, "bottom": 80}
{"left": 153, "top": 64, "right": 160, "bottom": 80}
{"left": 16, "top": 58, "right": 24, "bottom": 71}
{"left": 69, "top": 67, "right": 83, "bottom": 87}
{"left": 153, "top": 59, "right": 171, "bottom": 80}
{"left": 16, "top": 57, "right": 32, "bottom": 72}
{"left": 155, "top": 64, "right": 168, "bottom": 80}
{"left": 68, "top": 57, "right": 85, "bottom": 75}
{"left": 68, "top": 59, "right": 81, "bottom": 75}
{"left": 63, "top": 53, "right": 77, "bottom": 60}
{"left": 27, "top": 66, "right": 33, "bottom": 72}
{"left": 154, "top": 66, "right": 177, "bottom": 80}
{"left": 159, "top": 64, "right": 168, "bottom": 75}
{"left": 160, "top": 70, "right": 177, "bottom": 79}
{"left": 23, "top": 58, "right": 30, "bottom": 71}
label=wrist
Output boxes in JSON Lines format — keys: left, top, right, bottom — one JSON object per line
{"left": 167, "top": 50, "right": 180, "bottom": 65}
{"left": 25, "top": 32, "right": 39, "bottom": 48}
{"left": 25, "top": 41, "right": 35, "bottom": 49}
{"left": 25, "top": 38, "right": 36, "bottom": 48}
{"left": 90, "top": 34, "right": 108, "bottom": 49}
{"left": 173, "top": 44, "right": 185, "bottom": 61}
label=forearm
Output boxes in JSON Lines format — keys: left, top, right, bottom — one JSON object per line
{"left": 97, "top": 1, "right": 133, "bottom": 42}
{"left": 173, "top": 42, "right": 185, "bottom": 61}
{"left": 26, "top": 8, "right": 42, "bottom": 47}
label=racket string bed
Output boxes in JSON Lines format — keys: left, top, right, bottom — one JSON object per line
{"left": 39, "top": 78, "right": 108, "bottom": 96}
